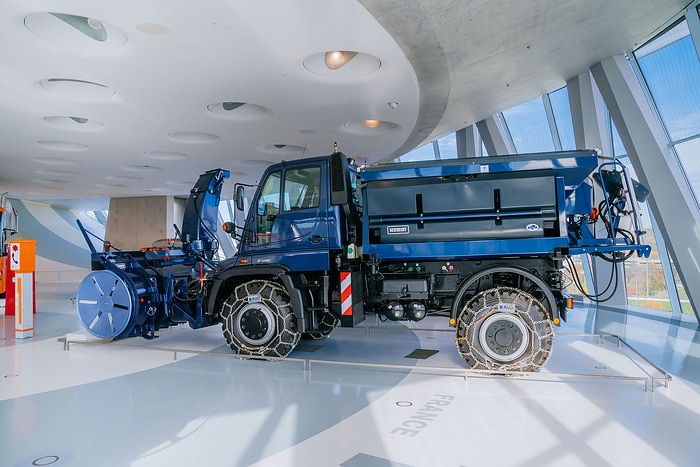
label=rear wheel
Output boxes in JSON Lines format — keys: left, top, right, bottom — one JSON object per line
{"left": 456, "top": 287, "right": 553, "bottom": 372}
{"left": 221, "top": 280, "right": 300, "bottom": 359}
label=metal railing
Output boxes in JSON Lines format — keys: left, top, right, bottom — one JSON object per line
{"left": 58, "top": 329, "right": 671, "bottom": 392}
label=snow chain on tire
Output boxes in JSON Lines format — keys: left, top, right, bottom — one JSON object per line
{"left": 221, "top": 280, "right": 300, "bottom": 360}
{"left": 302, "top": 312, "right": 340, "bottom": 340}
{"left": 456, "top": 287, "right": 554, "bottom": 372}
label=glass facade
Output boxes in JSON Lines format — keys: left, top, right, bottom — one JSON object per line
{"left": 618, "top": 160, "right": 675, "bottom": 312}
{"left": 634, "top": 20, "right": 700, "bottom": 208}
{"left": 674, "top": 138, "right": 700, "bottom": 197}
{"left": 396, "top": 141, "right": 440, "bottom": 162}
{"left": 548, "top": 87, "right": 576, "bottom": 150}
{"left": 501, "top": 98, "right": 555, "bottom": 153}
{"left": 435, "top": 133, "right": 458, "bottom": 159}
{"left": 610, "top": 119, "right": 626, "bottom": 158}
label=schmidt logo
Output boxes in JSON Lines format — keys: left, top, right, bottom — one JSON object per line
{"left": 387, "top": 225, "right": 409, "bottom": 235}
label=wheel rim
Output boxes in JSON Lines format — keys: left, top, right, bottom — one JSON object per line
{"left": 478, "top": 312, "right": 530, "bottom": 362}
{"left": 234, "top": 303, "right": 276, "bottom": 345}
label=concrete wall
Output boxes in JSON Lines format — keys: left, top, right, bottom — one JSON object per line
{"left": 105, "top": 196, "right": 176, "bottom": 250}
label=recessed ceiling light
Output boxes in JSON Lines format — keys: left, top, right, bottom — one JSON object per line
{"left": 39, "top": 78, "right": 115, "bottom": 99}
{"left": 168, "top": 131, "right": 219, "bottom": 143}
{"left": 44, "top": 116, "right": 104, "bottom": 129}
{"left": 31, "top": 178, "right": 69, "bottom": 185}
{"left": 259, "top": 144, "right": 305, "bottom": 156}
{"left": 224, "top": 102, "right": 245, "bottom": 111}
{"left": 340, "top": 120, "right": 398, "bottom": 135}
{"left": 207, "top": 102, "right": 268, "bottom": 120}
{"left": 37, "top": 140, "right": 88, "bottom": 151}
{"left": 24, "top": 13, "right": 126, "bottom": 49}
{"left": 34, "top": 157, "right": 78, "bottom": 166}
{"left": 49, "top": 13, "right": 107, "bottom": 41}
{"left": 33, "top": 169, "right": 75, "bottom": 176}
{"left": 324, "top": 51, "right": 358, "bottom": 70}
{"left": 304, "top": 51, "right": 380, "bottom": 78}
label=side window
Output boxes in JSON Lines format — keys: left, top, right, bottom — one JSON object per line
{"left": 256, "top": 170, "right": 281, "bottom": 245}
{"left": 350, "top": 166, "right": 362, "bottom": 213}
{"left": 283, "top": 166, "right": 321, "bottom": 211}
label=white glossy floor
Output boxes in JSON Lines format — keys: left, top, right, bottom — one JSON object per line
{"left": 2, "top": 283, "right": 700, "bottom": 467}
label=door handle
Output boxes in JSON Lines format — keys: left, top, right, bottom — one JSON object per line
{"left": 308, "top": 235, "right": 326, "bottom": 244}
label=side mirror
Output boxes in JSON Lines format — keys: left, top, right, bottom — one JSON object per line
{"left": 235, "top": 185, "right": 245, "bottom": 211}
{"left": 222, "top": 222, "right": 236, "bottom": 237}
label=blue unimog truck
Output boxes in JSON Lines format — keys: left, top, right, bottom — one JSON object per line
{"left": 76, "top": 149, "right": 650, "bottom": 371}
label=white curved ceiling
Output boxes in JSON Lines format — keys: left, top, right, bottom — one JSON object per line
{"left": 0, "top": 0, "right": 689, "bottom": 207}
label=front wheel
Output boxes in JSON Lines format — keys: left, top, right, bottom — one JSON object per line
{"left": 221, "top": 280, "right": 300, "bottom": 359}
{"left": 456, "top": 287, "right": 553, "bottom": 372}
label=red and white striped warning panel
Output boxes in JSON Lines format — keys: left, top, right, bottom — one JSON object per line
{"left": 340, "top": 271, "right": 352, "bottom": 316}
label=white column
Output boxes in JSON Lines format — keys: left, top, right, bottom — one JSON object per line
{"left": 456, "top": 125, "right": 480, "bottom": 158}
{"left": 476, "top": 115, "right": 515, "bottom": 155}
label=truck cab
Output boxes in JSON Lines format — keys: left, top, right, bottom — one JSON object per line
{"left": 235, "top": 156, "right": 343, "bottom": 271}
{"left": 211, "top": 153, "right": 363, "bottom": 358}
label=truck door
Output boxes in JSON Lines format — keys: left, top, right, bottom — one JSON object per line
{"left": 246, "top": 163, "right": 331, "bottom": 270}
